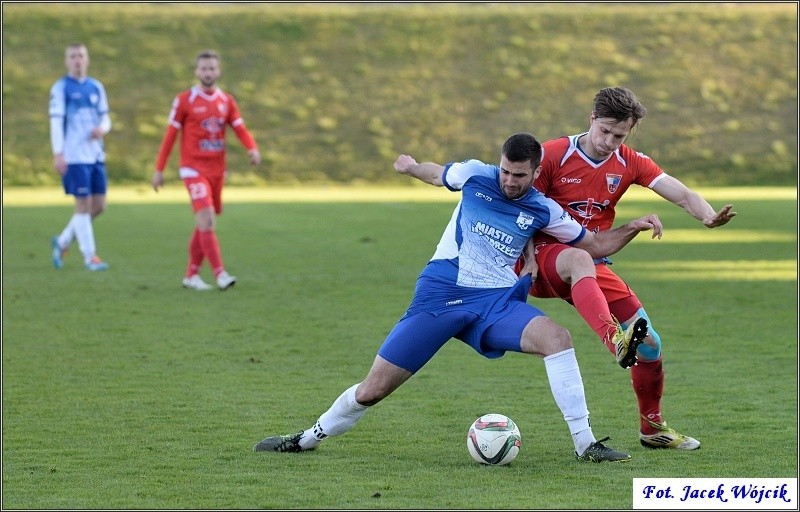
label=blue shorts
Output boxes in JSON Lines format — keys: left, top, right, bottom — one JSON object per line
{"left": 377, "top": 274, "right": 546, "bottom": 374}
{"left": 63, "top": 162, "right": 107, "bottom": 197}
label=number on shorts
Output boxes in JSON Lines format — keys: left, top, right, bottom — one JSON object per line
{"left": 188, "top": 182, "right": 208, "bottom": 200}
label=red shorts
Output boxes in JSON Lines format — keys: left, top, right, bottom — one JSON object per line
{"left": 183, "top": 175, "right": 224, "bottom": 214}
{"left": 515, "top": 242, "right": 643, "bottom": 321}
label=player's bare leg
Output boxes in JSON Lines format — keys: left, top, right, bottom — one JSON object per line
{"left": 253, "top": 356, "right": 409, "bottom": 452}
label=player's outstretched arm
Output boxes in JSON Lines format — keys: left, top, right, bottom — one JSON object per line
{"left": 652, "top": 175, "right": 737, "bottom": 228}
{"left": 393, "top": 154, "right": 444, "bottom": 186}
{"left": 703, "top": 204, "right": 737, "bottom": 228}
{"left": 575, "top": 213, "right": 663, "bottom": 259}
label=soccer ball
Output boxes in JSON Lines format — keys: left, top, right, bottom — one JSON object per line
{"left": 466, "top": 413, "right": 521, "bottom": 465}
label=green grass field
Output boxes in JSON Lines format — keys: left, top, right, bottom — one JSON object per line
{"left": 2, "top": 187, "right": 797, "bottom": 509}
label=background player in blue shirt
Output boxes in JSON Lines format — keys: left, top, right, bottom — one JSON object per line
{"left": 49, "top": 43, "right": 111, "bottom": 271}
{"left": 254, "top": 133, "right": 663, "bottom": 462}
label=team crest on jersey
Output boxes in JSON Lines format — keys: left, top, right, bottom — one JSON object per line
{"left": 89, "top": 93, "right": 98, "bottom": 105}
{"left": 217, "top": 102, "right": 227, "bottom": 115}
{"left": 516, "top": 212, "right": 534, "bottom": 230}
{"left": 606, "top": 174, "right": 622, "bottom": 193}
{"left": 201, "top": 117, "right": 225, "bottom": 134}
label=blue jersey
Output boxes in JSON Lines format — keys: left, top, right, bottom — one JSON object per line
{"left": 426, "top": 159, "right": 586, "bottom": 289}
{"left": 385, "top": 158, "right": 590, "bottom": 369}
{"left": 49, "top": 75, "right": 109, "bottom": 164}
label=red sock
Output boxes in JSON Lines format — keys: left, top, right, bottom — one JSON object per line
{"left": 198, "top": 229, "right": 224, "bottom": 277}
{"left": 185, "top": 229, "right": 204, "bottom": 278}
{"left": 631, "top": 357, "right": 665, "bottom": 434}
{"left": 571, "top": 276, "right": 617, "bottom": 354}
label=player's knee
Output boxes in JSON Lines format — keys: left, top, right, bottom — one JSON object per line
{"left": 357, "top": 360, "right": 411, "bottom": 406}
{"left": 355, "top": 383, "right": 389, "bottom": 407}
{"left": 552, "top": 325, "right": 573, "bottom": 352}
{"left": 637, "top": 327, "right": 662, "bottom": 360}
{"left": 570, "top": 247, "right": 595, "bottom": 267}
{"left": 627, "top": 308, "right": 661, "bottom": 360}
{"left": 195, "top": 208, "right": 216, "bottom": 230}
{"left": 558, "top": 248, "right": 596, "bottom": 283}
{"left": 73, "top": 197, "right": 91, "bottom": 214}
{"left": 195, "top": 218, "right": 215, "bottom": 231}
{"left": 522, "top": 317, "right": 573, "bottom": 356}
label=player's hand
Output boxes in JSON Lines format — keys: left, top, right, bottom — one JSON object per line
{"left": 393, "top": 154, "right": 417, "bottom": 174}
{"left": 630, "top": 213, "right": 663, "bottom": 239}
{"left": 53, "top": 154, "right": 67, "bottom": 176}
{"left": 518, "top": 254, "right": 539, "bottom": 281}
{"left": 151, "top": 171, "right": 164, "bottom": 192}
{"left": 704, "top": 204, "right": 737, "bottom": 228}
{"left": 248, "top": 148, "right": 261, "bottom": 166}
{"left": 90, "top": 127, "right": 104, "bottom": 139}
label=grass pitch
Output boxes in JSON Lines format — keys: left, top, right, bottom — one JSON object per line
{"left": 2, "top": 187, "right": 797, "bottom": 509}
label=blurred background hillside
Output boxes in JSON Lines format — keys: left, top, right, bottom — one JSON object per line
{"left": 2, "top": 2, "right": 797, "bottom": 187}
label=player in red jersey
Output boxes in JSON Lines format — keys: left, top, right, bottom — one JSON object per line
{"left": 516, "top": 87, "right": 736, "bottom": 450}
{"left": 151, "top": 49, "right": 260, "bottom": 291}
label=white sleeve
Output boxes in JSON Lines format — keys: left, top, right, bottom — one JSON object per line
{"left": 540, "top": 199, "right": 587, "bottom": 245}
{"left": 442, "top": 159, "right": 493, "bottom": 191}
{"left": 98, "top": 113, "right": 111, "bottom": 134}
{"left": 96, "top": 80, "right": 110, "bottom": 115}
{"left": 96, "top": 80, "right": 111, "bottom": 134}
{"left": 49, "top": 81, "right": 65, "bottom": 155}
{"left": 50, "top": 117, "right": 64, "bottom": 155}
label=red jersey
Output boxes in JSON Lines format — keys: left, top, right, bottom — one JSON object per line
{"left": 533, "top": 134, "right": 664, "bottom": 243}
{"left": 155, "top": 86, "right": 257, "bottom": 177}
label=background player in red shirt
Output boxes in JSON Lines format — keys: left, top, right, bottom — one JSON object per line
{"left": 517, "top": 87, "right": 736, "bottom": 450}
{"left": 151, "top": 49, "right": 261, "bottom": 290}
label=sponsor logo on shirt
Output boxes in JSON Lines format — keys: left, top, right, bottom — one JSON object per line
{"left": 201, "top": 117, "right": 225, "bottom": 134}
{"left": 472, "top": 221, "right": 517, "bottom": 257}
{"left": 473, "top": 222, "right": 513, "bottom": 243}
{"left": 568, "top": 198, "right": 609, "bottom": 226}
{"left": 200, "top": 139, "right": 225, "bottom": 151}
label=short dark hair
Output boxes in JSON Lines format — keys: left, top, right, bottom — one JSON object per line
{"left": 502, "top": 132, "right": 543, "bottom": 169}
{"left": 195, "top": 49, "right": 220, "bottom": 65}
{"left": 593, "top": 87, "right": 647, "bottom": 127}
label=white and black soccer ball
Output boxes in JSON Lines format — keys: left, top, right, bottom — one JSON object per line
{"left": 466, "top": 413, "right": 521, "bottom": 465}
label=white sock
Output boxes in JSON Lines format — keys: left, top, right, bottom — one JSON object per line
{"left": 299, "top": 383, "right": 368, "bottom": 450}
{"left": 543, "top": 348, "right": 596, "bottom": 455}
{"left": 57, "top": 215, "right": 76, "bottom": 249}
{"left": 72, "top": 213, "right": 96, "bottom": 263}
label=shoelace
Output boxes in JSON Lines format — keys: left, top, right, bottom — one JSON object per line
{"left": 276, "top": 433, "right": 302, "bottom": 452}
{"left": 592, "top": 436, "right": 611, "bottom": 448}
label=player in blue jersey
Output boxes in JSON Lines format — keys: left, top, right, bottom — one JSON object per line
{"left": 254, "top": 133, "right": 663, "bottom": 462}
{"left": 49, "top": 43, "right": 111, "bottom": 271}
